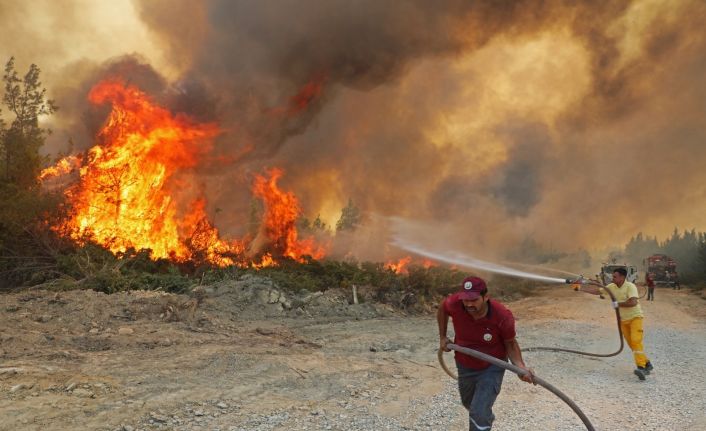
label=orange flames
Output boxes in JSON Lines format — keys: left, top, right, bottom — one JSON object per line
{"left": 52, "top": 79, "right": 227, "bottom": 263}
{"left": 287, "top": 75, "right": 325, "bottom": 116}
{"left": 253, "top": 168, "right": 327, "bottom": 261}
{"left": 386, "top": 256, "right": 412, "bottom": 274}
{"left": 422, "top": 259, "right": 438, "bottom": 269}
{"left": 46, "top": 79, "right": 325, "bottom": 267}
{"left": 269, "top": 74, "right": 326, "bottom": 117}
{"left": 180, "top": 198, "right": 245, "bottom": 267}
{"left": 385, "top": 257, "right": 439, "bottom": 274}
{"left": 39, "top": 155, "right": 82, "bottom": 181}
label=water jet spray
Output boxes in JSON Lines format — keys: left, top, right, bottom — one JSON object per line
{"left": 391, "top": 238, "right": 575, "bottom": 284}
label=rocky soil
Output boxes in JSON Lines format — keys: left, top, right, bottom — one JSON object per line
{"left": 1, "top": 276, "right": 705, "bottom": 431}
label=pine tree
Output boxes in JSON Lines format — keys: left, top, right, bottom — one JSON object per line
{"left": 1, "top": 57, "right": 57, "bottom": 188}
{"left": 335, "top": 198, "right": 361, "bottom": 233}
{"left": 0, "top": 57, "right": 58, "bottom": 255}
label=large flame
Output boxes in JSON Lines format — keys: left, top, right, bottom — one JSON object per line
{"left": 252, "top": 168, "right": 327, "bottom": 261}
{"left": 46, "top": 79, "right": 326, "bottom": 267}
{"left": 52, "top": 79, "right": 241, "bottom": 265}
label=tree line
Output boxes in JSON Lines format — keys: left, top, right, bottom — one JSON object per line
{"left": 623, "top": 229, "right": 706, "bottom": 283}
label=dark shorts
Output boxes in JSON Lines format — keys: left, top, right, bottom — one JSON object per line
{"left": 456, "top": 361, "right": 506, "bottom": 431}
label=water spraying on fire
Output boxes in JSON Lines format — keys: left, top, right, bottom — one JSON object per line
{"left": 394, "top": 240, "right": 570, "bottom": 284}
{"left": 388, "top": 217, "right": 576, "bottom": 284}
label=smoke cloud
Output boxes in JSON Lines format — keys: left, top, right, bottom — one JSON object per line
{"left": 3, "top": 0, "right": 706, "bottom": 264}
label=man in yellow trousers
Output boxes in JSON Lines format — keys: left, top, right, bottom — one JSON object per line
{"left": 577, "top": 267, "right": 654, "bottom": 380}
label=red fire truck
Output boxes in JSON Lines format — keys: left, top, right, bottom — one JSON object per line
{"left": 645, "top": 254, "right": 677, "bottom": 286}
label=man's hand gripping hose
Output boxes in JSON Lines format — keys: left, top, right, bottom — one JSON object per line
{"left": 437, "top": 343, "right": 596, "bottom": 431}
{"left": 437, "top": 277, "right": 625, "bottom": 430}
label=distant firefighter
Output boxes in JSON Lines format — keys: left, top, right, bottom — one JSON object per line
{"left": 646, "top": 272, "right": 655, "bottom": 301}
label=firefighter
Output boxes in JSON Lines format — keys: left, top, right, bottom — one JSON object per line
{"left": 577, "top": 267, "right": 654, "bottom": 380}
{"left": 437, "top": 276, "right": 535, "bottom": 430}
{"left": 646, "top": 272, "right": 655, "bottom": 301}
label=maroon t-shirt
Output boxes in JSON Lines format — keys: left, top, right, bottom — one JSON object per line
{"left": 443, "top": 294, "right": 516, "bottom": 370}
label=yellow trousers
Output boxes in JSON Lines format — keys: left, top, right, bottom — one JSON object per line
{"left": 620, "top": 317, "right": 649, "bottom": 367}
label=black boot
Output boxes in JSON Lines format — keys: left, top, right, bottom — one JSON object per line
{"left": 634, "top": 368, "right": 646, "bottom": 380}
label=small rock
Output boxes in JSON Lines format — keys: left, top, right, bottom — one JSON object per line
{"left": 118, "top": 327, "right": 134, "bottom": 335}
{"left": 65, "top": 382, "right": 77, "bottom": 391}
{"left": 217, "top": 402, "right": 228, "bottom": 409}
{"left": 72, "top": 388, "right": 94, "bottom": 398}
{"left": 89, "top": 328, "right": 100, "bottom": 334}
{"left": 149, "top": 412, "right": 168, "bottom": 423}
{"left": 268, "top": 290, "right": 281, "bottom": 304}
{"left": 10, "top": 384, "right": 26, "bottom": 393}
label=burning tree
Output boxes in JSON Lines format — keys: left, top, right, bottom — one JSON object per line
{"left": 41, "top": 79, "right": 326, "bottom": 269}
{"left": 252, "top": 168, "right": 327, "bottom": 262}
{"left": 48, "top": 79, "right": 234, "bottom": 265}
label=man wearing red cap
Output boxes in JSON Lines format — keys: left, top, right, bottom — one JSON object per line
{"left": 437, "top": 276, "right": 534, "bottom": 431}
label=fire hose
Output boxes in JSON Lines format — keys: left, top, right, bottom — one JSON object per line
{"left": 437, "top": 278, "right": 623, "bottom": 430}
{"left": 638, "top": 284, "right": 648, "bottom": 299}
{"left": 521, "top": 278, "right": 624, "bottom": 357}
{"left": 437, "top": 343, "right": 595, "bottom": 431}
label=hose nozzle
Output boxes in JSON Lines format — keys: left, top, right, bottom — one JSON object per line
{"left": 565, "top": 276, "right": 587, "bottom": 285}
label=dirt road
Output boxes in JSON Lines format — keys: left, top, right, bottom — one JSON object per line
{"left": 1, "top": 280, "right": 705, "bottom": 430}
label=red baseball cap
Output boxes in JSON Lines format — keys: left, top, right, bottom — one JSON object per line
{"left": 458, "top": 276, "right": 487, "bottom": 300}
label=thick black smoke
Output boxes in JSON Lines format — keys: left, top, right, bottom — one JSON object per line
{"left": 10, "top": 0, "right": 706, "bottom": 262}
